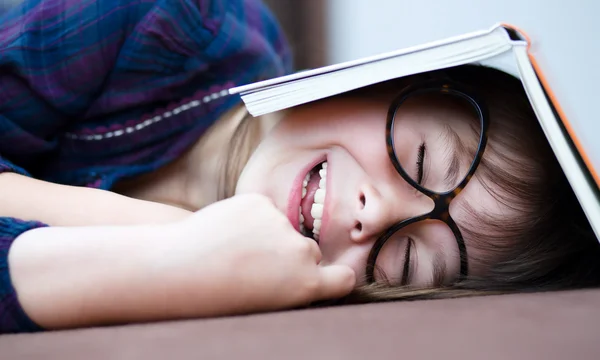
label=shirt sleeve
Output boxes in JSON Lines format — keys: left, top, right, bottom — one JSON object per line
{"left": 0, "top": 0, "right": 292, "bottom": 175}
{"left": 0, "top": 0, "right": 159, "bottom": 174}
{"left": 0, "top": 218, "right": 48, "bottom": 334}
{"left": 0, "top": 155, "right": 30, "bottom": 178}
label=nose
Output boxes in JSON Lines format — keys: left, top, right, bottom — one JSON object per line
{"left": 350, "top": 183, "right": 431, "bottom": 243}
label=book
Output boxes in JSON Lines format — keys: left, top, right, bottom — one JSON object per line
{"left": 229, "top": 23, "right": 600, "bottom": 242}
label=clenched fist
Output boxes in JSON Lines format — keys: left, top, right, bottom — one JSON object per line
{"left": 163, "top": 194, "right": 356, "bottom": 316}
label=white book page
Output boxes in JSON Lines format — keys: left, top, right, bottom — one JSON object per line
{"left": 239, "top": 28, "right": 519, "bottom": 116}
{"left": 230, "top": 24, "right": 508, "bottom": 95}
{"left": 513, "top": 47, "right": 600, "bottom": 240}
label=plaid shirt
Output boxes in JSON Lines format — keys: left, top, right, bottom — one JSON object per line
{"left": 0, "top": 0, "right": 292, "bottom": 333}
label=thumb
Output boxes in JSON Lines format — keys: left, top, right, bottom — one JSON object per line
{"left": 315, "top": 265, "right": 356, "bottom": 301}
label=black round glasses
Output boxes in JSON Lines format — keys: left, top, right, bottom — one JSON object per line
{"left": 365, "top": 80, "right": 490, "bottom": 285}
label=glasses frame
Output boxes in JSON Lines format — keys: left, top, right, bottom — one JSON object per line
{"left": 365, "top": 80, "right": 490, "bottom": 284}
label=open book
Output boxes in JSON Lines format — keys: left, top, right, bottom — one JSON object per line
{"left": 229, "top": 23, "right": 600, "bottom": 242}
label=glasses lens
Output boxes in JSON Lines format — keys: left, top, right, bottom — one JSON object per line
{"left": 373, "top": 229, "right": 412, "bottom": 286}
{"left": 372, "top": 219, "right": 459, "bottom": 286}
{"left": 391, "top": 90, "right": 482, "bottom": 193}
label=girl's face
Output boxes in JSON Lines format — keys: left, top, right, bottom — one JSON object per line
{"left": 236, "top": 94, "right": 507, "bottom": 287}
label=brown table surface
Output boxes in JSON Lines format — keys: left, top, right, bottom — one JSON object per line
{"left": 2, "top": 288, "right": 600, "bottom": 359}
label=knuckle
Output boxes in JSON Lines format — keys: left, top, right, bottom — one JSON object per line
{"left": 294, "top": 238, "right": 317, "bottom": 255}
{"left": 235, "top": 193, "right": 267, "bottom": 206}
{"left": 308, "top": 239, "right": 321, "bottom": 255}
{"left": 294, "top": 239, "right": 312, "bottom": 253}
{"left": 296, "top": 276, "right": 321, "bottom": 299}
{"left": 247, "top": 193, "right": 271, "bottom": 205}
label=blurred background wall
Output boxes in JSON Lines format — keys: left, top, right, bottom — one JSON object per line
{"left": 263, "top": 0, "right": 327, "bottom": 70}
{"left": 267, "top": 0, "right": 597, "bottom": 66}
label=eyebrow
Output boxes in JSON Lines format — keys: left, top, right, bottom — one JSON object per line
{"left": 432, "top": 249, "right": 448, "bottom": 286}
{"left": 441, "top": 124, "right": 465, "bottom": 189}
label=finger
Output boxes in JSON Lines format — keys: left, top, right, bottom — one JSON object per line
{"left": 314, "top": 265, "right": 356, "bottom": 301}
{"left": 302, "top": 236, "right": 322, "bottom": 263}
{"left": 243, "top": 193, "right": 278, "bottom": 208}
{"left": 294, "top": 235, "right": 322, "bottom": 263}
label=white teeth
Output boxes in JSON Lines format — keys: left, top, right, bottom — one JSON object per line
{"left": 298, "top": 161, "right": 328, "bottom": 239}
{"left": 313, "top": 219, "right": 322, "bottom": 234}
{"left": 318, "top": 164, "right": 327, "bottom": 189}
{"left": 314, "top": 188, "right": 325, "bottom": 204}
{"left": 319, "top": 178, "right": 326, "bottom": 188}
{"left": 311, "top": 203, "right": 323, "bottom": 219}
{"left": 302, "top": 173, "right": 309, "bottom": 199}
{"left": 302, "top": 173, "right": 309, "bottom": 198}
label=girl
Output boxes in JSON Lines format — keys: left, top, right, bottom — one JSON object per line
{"left": 1, "top": 0, "right": 598, "bottom": 333}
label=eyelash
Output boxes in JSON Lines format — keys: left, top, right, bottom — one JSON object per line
{"left": 416, "top": 142, "right": 426, "bottom": 185}
{"left": 401, "top": 237, "right": 413, "bottom": 285}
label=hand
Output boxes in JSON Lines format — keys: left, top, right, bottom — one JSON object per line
{"left": 172, "top": 194, "right": 356, "bottom": 316}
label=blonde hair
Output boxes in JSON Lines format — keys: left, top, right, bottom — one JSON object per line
{"left": 218, "top": 111, "right": 262, "bottom": 200}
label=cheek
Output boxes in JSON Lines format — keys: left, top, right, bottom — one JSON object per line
{"left": 420, "top": 221, "right": 461, "bottom": 278}
{"left": 273, "top": 100, "right": 389, "bottom": 149}
{"left": 321, "top": 243, "right": 373, "bottom": 286}
{"left": 324, "top": 117, "right": 393, "bottom": 178}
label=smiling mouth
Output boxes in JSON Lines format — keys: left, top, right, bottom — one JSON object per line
{"left": 299, "top": 161, "right": 328, "bottom": 242}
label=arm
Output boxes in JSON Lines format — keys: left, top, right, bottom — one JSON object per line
{"left": 8, "top": 195, "right": 355, "bottom": 330}
{"left": 0, "top": 172, "right": 191, "bottom": 227}
{"left": 0, "top": 172, "right": 192, "bottom": 333}
{"left": 9, "top": 224, "right": 188, "bottom": 329}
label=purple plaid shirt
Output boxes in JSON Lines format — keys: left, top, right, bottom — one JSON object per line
{"left": 0, "top": 0, "right": 292, "bottom": 333}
